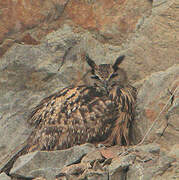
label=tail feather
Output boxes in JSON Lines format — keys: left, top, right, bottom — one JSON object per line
{"left": 101, "top": 112, "right": 131, "bottom": 146}
{"left": 0, "top": 142, "right": 28, "bottom": 174}
{"left": 103, "top": 85, "right": 137, "bottom": 146}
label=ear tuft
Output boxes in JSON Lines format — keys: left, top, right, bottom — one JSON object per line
{"left": 113, "top": 55, "right": 125, "bottom": 71}
{"left": 85, "top": 55, "right": 97, "bottom": 69}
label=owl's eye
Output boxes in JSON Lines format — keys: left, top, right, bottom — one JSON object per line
{"left": 91, "top": 76, "right": 100, "bottom": 80}
{"left": 110, "top": 73, "right": 118, "bottom": 79}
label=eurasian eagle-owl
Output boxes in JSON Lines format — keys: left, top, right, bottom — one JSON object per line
{"left": 26, "top": 55, "right": 137, "bottom": 152}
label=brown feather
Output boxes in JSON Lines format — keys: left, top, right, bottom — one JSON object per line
{"left": 1, "top": 55, "right": 138, "bottom": 174}
{"left": 25, "top": 55, "right": 137, "bottom": 152}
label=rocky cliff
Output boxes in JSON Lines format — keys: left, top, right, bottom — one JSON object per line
{"left": 0, "top": 0, "right": 178, "bottom": 179}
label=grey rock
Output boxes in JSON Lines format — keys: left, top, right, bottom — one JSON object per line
{"left": 10, "top": 143, "right": 96, "bottom": 179}
{"left": 127, "top": 147, "right": 178, "bottom": 180}
{"left": 134, "top": 65, "right": 179, "bottom": 144}
{"left": 127, "top": 157, "right": 166, "bottom": 180}
{"left": 135, "top": 143, "right": 160, "bottom": 154}
{"left": 138, "top": 152, "right": 176, "bottom": 179}
{"left": 152, "top": 0, "right": 167, "bottom": 7}
{"left": 169, "top": 144, "right": 179, "bottom": 159}
{"left": 30, "top": 168, "right": 62, "bottom": 180}
{"left": 155, "top": 154, "right": 176, "bottom": 175}
{"left": 0, "top": 173, "right": 11, "bottom": 180}
{"left": 58, "top": 163, "right": 90, "bottom": 177}
{"left": 108, "top": 154, "right": 136, "bottom": 180}
{"left": 81, "top": 150, "right": 104, "bottom": 164}
{"left": 127, "top": 164, "right": 146, "bottom": 180}
{"left": 80, "top": 169, "right": 108, "bottom": 180}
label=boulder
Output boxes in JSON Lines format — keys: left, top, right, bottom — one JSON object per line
{"left": 10, "top": 143, "right": 96, "bottom": 179}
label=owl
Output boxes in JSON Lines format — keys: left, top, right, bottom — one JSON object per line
{"left": 0, "top": 55, "right": 138, "bottom": 174}
{"left": 24, "top": 54, "right": 137, "bottom": 152}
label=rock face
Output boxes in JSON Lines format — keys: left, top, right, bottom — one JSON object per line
{"left": 0, "top": 0, "right": 178, "bottom": 179}
{"left": 0, "top": 0, "right": 152, "bottom": 55}
{"left": 65, "top": 0, "right": 152, "bottom": 44}
{"left": 10, "top": 143, "right": 96, "bottom": 179}
{"left": 8, "top": 143, "right": 177, "bottom": 180}
{"left": 0, "top": 173, "right": 11, "bottom": 180}
{"left": 134, "top": 65, "right": 179, "bottom": 145}
{"left": 0, "top": 0, "right": 69, "bottom": 56}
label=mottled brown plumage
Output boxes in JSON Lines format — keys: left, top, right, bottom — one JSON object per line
{"left": 25, "top": 55, "right": 137, "bottom": 152}
{"left": 0, "top": 55, "right": 137, "bottom": 174}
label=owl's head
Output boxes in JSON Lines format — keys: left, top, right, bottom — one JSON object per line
{"left": 85, "top": 55, "right": 127, "bottom": 93}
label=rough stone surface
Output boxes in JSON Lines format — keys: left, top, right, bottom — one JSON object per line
{"left": 0, "top": 173, "right": 11, "bottom": 180}
{"left": 169, "top": 144, "right": 179, "bottom": 159}
{"left": 0, "top": 0, "right": 178, "bottom": 179}
{"left": 0, "top": 0, "right": 152, "bottom": 56}
{"left": 135, "top": 143, "right": 160, "bottom": 154}
{"left": 0, "top": 0, "right": 69, "bottom": 56}
{"left": 81, "top": 150, "right": 104, "bottom": 164}
{"left": 65, "top": 0, "right": 152, "bottom": 45}
{"left": 79, "top": 169, "right": 109, "bottom": 180}
{"left": 5, "top": 143, "right": 179, "bottom": 180}
{"left": 10, "top": 143, "right": 96, "bottom": 179}
{"left": 127, "top": 150, "right": 177, "bottom": 180}
{"left": 1, "top": 0, "right": 178, "bottom": 79}
{"left": 108, "top": 154, "right": 136, "bottom": 180}
{"left": 58, "top": 163, "right": 90, "bottom": 177}
{"left": 134, "top": 65, "right": 179, "bottom": 145}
